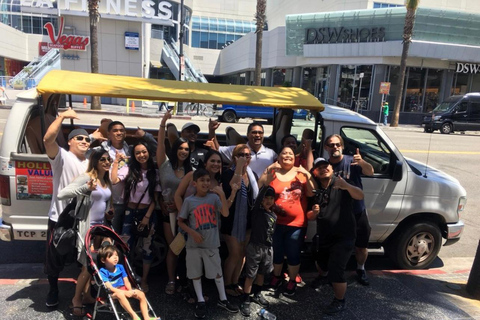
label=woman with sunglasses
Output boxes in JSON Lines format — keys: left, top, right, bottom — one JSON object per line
{"left": 157, "top": 110, "right": 193, "bottom": 295}
{"left": 111, "top": 141, "right": 160, "bottom": 292}
{"left": 57, "top": 149, "right": 113, "bottom": 316}
{"left": 258, "top": 146, "right": 316, "bottom": 297}
{"left": 221, "top": 144, "right": 259, "bottom": 297}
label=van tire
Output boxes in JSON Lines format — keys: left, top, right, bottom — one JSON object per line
{"left": 440, "top": 123, "right": 452, "bottom": 134}
{"left": 222, "top": 110, "right": 237, "bottom": 123}
{"left": 387, "top": 222, "right": 442, "bottom": 269}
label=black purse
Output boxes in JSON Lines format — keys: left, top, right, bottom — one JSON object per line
{"left": 53, "top": 196, "right": 85, "bottom": 255}
{"left": 131, "top": 184, "right": 151, "bottom": 238}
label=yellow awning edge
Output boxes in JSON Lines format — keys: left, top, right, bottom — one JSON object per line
{"left": 36, "top": 70, "right": 324, "bottom": 112}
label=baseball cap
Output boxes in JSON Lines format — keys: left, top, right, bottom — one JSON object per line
{"left": 68, "top": 128, "right": 89, "bottom": 140}
{"left": 313, "top": 157, "right": 329, "bottom": 168}
{"left": 264, "top": 186, "right": 275, "bottom": 198}
{"left": 181, "top": 122, "right": 200, "bottom": 133}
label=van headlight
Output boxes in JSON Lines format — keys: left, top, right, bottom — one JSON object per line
{"left": 433, "top": 115, "right": 442, "bottom": 121}
{"left": 457, "top": 196, "right": 467, "bottom": 215}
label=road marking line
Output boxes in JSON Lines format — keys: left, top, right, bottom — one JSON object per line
{"left": 400, "top": 150, "right": 480, "bottom": 155}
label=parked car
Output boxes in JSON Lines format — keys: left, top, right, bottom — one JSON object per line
{"left": 422, "top": 92, "right": 480, "bottom": 134}
{"left": 214, "top": 104, "right": 311, "bottom": 123}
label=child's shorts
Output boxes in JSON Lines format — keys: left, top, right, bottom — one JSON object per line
{"left": 244, "top": 243, "right": 273, "bottom": 279}
{"left": 186, "top": 247, "right": 222, "bottom": 279}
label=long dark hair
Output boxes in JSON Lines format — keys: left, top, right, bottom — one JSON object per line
{"left": 198, "top": 149, "right": 222, "bottom": 183}
{"left": 169, "top": 137, "right": 193, "bottom": 173}
{"left": 87, "top": 149, "right": 112, "bottom": 189}
{"left": 124, "top": 142, "right": 157, "bottom": 203}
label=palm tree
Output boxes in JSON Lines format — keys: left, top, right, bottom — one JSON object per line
{"left": 88, "top": 0, "right": 101, "bottom": 110}
{"left": 254, "top": 0, "right": 266, "bottom": 86}
{"left": 390, "top": 0, "right": 420, "bottom": 127}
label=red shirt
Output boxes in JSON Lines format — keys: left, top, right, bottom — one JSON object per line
{"left": 270, "top": 172, "right": 308, "bottom": 227}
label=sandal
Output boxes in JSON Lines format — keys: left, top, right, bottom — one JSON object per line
{"left": 141, "top": 283, "right": 150, "bottom": 293}
{"left": 165, "top": 281, "right": 175, "bottom": 295}
{"left": 70, "top": 305, "right": 87, "bottom": 317}
{"left": 233, "top": 283, "right": 244, "bottom": 295}
{"left": 225, "top": 284, "right": 241, "bottom": 297}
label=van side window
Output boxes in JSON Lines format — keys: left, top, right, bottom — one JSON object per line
{"left": 470, "top": 102, "right": 480, "bottom": 115}
{"left": 457, "top": 102, "right": 468, "bottom": 113}
{"left": 340, "top": 127, "right": 392, "bottom": 175}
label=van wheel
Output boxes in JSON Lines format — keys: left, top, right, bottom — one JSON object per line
{"left": 440, "top": 123, "right": 452, "bottom": 134}
{"left": 222, "top": 110, "right": 237, "bottom": 123}
{"left": 387, "top": 222, "right": 442, "bottom": 269}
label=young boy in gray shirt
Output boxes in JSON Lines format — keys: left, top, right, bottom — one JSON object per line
{"left": 178, "top": 168, "right": 239, "bottom": 319}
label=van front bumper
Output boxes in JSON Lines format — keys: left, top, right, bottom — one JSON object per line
{"left": 0, "top": 218, "right": 13, "bottom": 241}
{"left": 444, "top": 220, "right": 464, "bottom": 246}
{"left": 422, "top": 121, "right": 442, "bottom": 131}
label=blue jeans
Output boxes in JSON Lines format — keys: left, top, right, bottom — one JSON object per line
{"left": 272, "top": 224, "right": 306, "bottom": 266}
{"left": 383, "top": 113, "right": 388, "bottom": 125}
{"left": 122, "top": 207, "right": 157, "bottom": 263}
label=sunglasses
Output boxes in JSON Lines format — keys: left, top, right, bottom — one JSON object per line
{"left": 237, "top": 153, "right": 251, "bottom": 158}
{"left": 326, "top": 143, "right": 341, "bottom": 148}
{"left": 99, "top": 157, "right": 112, "bottom": 163}
{"left": 250, "top": 130, "right": 264, "bottom": 135}
{"left": 75, "top": 136, "right": 91, "bottom": 143}
{"left": 178, "top": 147, "right": 190, "bottom": 151}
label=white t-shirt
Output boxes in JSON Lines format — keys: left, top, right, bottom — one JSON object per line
{"left": 48, "top": 148, "right": 88, "bottom": 222}
{"left": 219, "top": 142, "right": 277, "bottom": 178}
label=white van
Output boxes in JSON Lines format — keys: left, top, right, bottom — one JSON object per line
{"left": 0, "top": 70, "right": 466, "bottom": 270}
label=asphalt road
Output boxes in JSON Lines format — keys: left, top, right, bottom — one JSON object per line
{"left": 0, "top": 109, "right": 479, "bottom": 264}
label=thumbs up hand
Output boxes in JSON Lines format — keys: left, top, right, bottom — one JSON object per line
{"left": 352, "top": 148, "right": 363, "bottom": 166}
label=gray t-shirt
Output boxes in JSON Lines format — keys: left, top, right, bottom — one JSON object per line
{"left": 178, "top": 193, "right": 222, "bottom": 249}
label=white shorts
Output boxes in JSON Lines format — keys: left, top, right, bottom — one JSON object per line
{"left": 186, "top": 247, "right": 223, "bottom": 279}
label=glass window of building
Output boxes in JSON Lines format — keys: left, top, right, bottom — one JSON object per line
{"left": 191, "top": 16, "right": 256, "bottom": 49}
{"left": 337, "top": 65, "right": 373, "bottom": 110}
{"left": 471, "top": 74, "right": 480, "bottom": 93}
{"left": 373, "top": 2, "right": 404, "bottom": 8}
{"left": 452, "top": 73, "right": 469, "bottom": 95}
{"left": 404, "top": 67, "right": 426, "bottom": 112}
{"left": 424, "top": 69, "right": 442, "bottom": 112}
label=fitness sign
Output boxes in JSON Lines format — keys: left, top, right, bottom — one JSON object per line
{"left": 44, "top": 17, "right": 90, "bottom": 51}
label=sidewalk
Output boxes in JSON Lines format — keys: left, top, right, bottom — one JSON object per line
{"left": 0, "top": 256, "right": 479, "bottom": 319}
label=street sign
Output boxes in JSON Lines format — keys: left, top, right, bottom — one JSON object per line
{"left": 379, "top": 82, "right": 391, "bottom": 94}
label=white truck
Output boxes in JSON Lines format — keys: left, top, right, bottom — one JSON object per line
{"left": 0, "top": 70, "right": 466, "bottom": 269}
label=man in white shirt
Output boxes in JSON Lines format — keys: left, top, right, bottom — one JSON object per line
{"left": 43, "top": 108, "right": 92, "bottom": 308}
{"left": 214, "top": 122, "right": 277, "bottom": 178}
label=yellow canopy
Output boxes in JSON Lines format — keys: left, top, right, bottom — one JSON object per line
{"left": 37, "top": 70, "right": 324, "bottom": 111}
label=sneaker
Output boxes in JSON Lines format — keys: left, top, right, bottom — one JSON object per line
{"left": 310, "top": 275, "right": 330, "bottom": 290}
{"left": 283, "top": 280, "right": 297, "bottom": 296}
{"left": 323, "top": 298, "right": 346, "bottom": 315}
{"left": 217, "top": 299, "right": 239, "bottom": 313}
{"left": 46, "top": 289, "right": 59, "bottom": 307}
{"left": 194, "top": 302, "right": 206, "bottom": 319}
{"left": 295, "top": 274, "right": 303, "bottom": 284}
{"left": 251, "top": 292, "right": 269, "bottom": 307}
{"left": 269, "top": 275, "right": 284, "bottom": 290}
{"left": 356, "top": 269, "right": 370, "bottom": 286}
{"left": 239, "top": 301, "right": 251, "bottom": 317}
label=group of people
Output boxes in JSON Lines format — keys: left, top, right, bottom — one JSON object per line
{"left": 43, "top": 107, "right": 374, "bottom": 318}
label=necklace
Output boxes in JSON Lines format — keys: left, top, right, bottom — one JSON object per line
{"left": 176, "top": 167, "right": 184, "bottom": 172}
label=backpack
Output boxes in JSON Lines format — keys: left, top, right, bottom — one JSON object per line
{"left": 53, "top": 197, "right": 84, "bottom": 256}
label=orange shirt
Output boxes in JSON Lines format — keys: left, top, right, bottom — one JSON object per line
{"left": 270, "top": 172, "right": 308, "bottom": 227}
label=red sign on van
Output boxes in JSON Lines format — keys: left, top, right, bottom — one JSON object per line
{"left": 44, "top": 17, "right": 90, "bottom": 51}
{"left": 15, "top": 161, "right": 53, "bottom": 201}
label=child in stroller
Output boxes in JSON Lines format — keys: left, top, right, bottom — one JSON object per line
{"left": 84, "top": 225, "right": 159, "bottom": 320}
{"left": 98, "top": 245, "right": 160, "bottom": 320}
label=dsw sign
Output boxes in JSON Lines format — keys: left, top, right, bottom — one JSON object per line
{"left": 44, "top": 17, "right": 90, "bottom": 51}
{"left": 456, "top": 62, "right": 480, "bottom": 74}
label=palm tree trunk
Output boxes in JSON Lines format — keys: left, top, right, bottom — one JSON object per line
{"left": 89, "top": 0, "right": 101, "bottom": 110}
{"left": 254, "top": 0, "right": 266, "bottom": 86}
{"left": 390, "top": 2, "right": 418, "bottom": 126}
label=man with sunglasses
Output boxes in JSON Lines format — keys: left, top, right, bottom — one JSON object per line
{"left": 309, "top": 157, "right": 364, "bottom": 315}
{"left": 213, "top": 122, "right": 277, "bottom": 178}
{"left": 324, "top": 134, "right": 374, "bottom": 287}
{"left": 43, "top": 108, "right": 92, "bottom": 308}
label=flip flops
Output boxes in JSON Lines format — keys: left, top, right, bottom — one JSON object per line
{"left": 70, "top": 305, "right": 87, "bottom": 317}
{"left": 165, "top": 281, "right": 175, "bottom": 295}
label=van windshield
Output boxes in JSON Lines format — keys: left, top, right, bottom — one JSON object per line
{"left": 433, "top": 96, "right": 462, "bottom": 112}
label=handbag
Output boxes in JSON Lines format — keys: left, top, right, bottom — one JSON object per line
{"left": 169, "top": 232, "right": 186, "bottom": 256}
{"left": 53, "top": 196, "right": 85, "bottom": 256}
{"left": 131, "top": 184, "right": 151, "bottom": 238}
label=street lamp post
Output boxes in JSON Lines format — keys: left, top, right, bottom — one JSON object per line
{"left": 178, "top": 0, "right": 185, "bottom": 113}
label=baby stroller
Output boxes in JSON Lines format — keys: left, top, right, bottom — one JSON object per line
{"left": 82, "top": 225, "right": 158, "bottom": 320}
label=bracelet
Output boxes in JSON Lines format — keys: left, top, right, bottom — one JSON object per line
{"left": 144, "top": 215, "right": 151, "bottom": 219}
{"left": 228, "top": 199, "right": 234, "bottom": 203}
{"left": 234, "top": 173, "right": 242, "bottom": 177}
{"left": 160, "top": 125, "right": 166, "bottom": 128}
